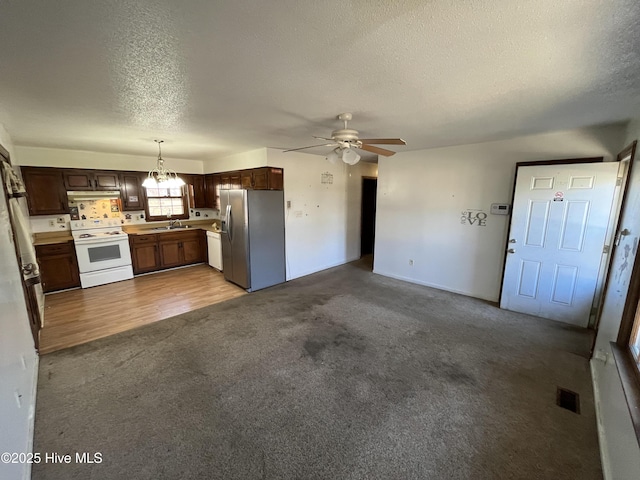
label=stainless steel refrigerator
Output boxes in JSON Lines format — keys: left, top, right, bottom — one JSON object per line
{"left": 220, "top": 189, "right": 286, "bottom": 292}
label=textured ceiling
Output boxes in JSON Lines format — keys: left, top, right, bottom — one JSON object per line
{"left": 0, "top": 0, "right": 639, "bottom": 160}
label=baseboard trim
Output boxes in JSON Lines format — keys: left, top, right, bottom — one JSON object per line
{"left": 371, "top": 269, "right": 497, "bottom": 302}
{"left": 287, "top": 256, "right": 360, "bottom": 281}
{"left": 591, "top": 359, "right": 612, "bottom": 480}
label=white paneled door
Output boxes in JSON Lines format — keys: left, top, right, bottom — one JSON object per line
{"left": 500, "top": 162, "right": 619, "bottom": 327}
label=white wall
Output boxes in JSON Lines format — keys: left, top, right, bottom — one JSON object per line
{"left": 591, "top": 118, "right": 640, "bottom": 480}
{"left": 202, "top": 147, "right": 267, "bottom": 173}
{"left": 374, "top": 125, "right": 625, "bottom": 301}
{"left": 0, "top": 125, "right": 39, "bottom": 480}
{"left": 14, "top": 145, "right": 204, "bottom": 174}
{"left": 205, "top": 147, "right": 376, "bottom": 280}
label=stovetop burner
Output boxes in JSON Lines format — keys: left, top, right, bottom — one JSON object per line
{"left": 78, "top": 233, "right": 96, "bottom": 238}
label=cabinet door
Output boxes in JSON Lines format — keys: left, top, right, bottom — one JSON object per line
{"left": 36, "top": 243, "right": 80, "bottom": 292}
{"left": 63, "top": 169, "right": 94, "bottom": 190}
{"left": 240, "top": 171, "right": 253, "bottom": 189}
{"left": 120, "top": 173, "right": 145, "bottom": 211}
{"left": 192, "top": 175, "right": 206, "bottom": 208}
{"left": 21, "top": 167, "right": 69, "bottom": 215}
{"left": 182, "top": 237, "right": 203, "bottom": 264}
{"left": 229, "top": 172, "right": 241, "bottom": 189}
{"left": 213, "top": 174, "right": 222, "bottom": 210}
{"left": 93, "top": 171, "right": 120, "bottom": 190}
{"left": 204, "top": 174, "right": 216, "bottom": 208}
{"left": 159, "top": 241, "right": 182, "bottom": 267}
{"left": 268, "top": 167, "right": 284, "bottom": 190}
{"left": 252, "top": 168, "right": 269, "bottom": 190}
{"left": 132, "top": 244, "right": 159, "bottom": 273}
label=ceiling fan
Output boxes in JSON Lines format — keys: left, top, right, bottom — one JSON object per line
{"left": 284, "top": 113, "right": 406, "bottom": 165}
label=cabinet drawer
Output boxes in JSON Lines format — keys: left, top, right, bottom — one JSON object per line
{"left": 131, "top": 234, "right": 158, "bottom": 244}
{"left": 36, "top": 242, "right": 74, "bottom": 256}
{"left": 158, "top": 230, "right": 201, "bottom": 242}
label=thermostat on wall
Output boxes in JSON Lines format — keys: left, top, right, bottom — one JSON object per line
{"left": 491, "top": 203, "right": 511, "bottom": 215}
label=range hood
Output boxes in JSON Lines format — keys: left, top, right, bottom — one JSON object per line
{"left": 67, "top": 191, "right": 121, "bottom": 201}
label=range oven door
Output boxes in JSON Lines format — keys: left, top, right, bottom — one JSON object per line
{"left": 75, "top": 238, "right": 133, "bottom": 273}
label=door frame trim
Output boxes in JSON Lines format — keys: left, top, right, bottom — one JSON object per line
{"left": 498, "top": 156, "right": 604, "bottom": 311}
{"left": 360, "top": 176, "right": 377, "bottom": 258}
{"left": 0, "top": 146, "right": 41, "bottom": 350}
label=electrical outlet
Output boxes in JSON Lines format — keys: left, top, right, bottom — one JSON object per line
{"left": 286, "top": 200, "right": 291, "bottom": 209}
{"left": 409, "top": 259, "right": 414, "bottom": 266}
{"left": 48, "top": 220, "right": 55, "bottom": 227}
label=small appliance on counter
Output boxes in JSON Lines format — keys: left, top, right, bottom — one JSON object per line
{"left": 70, "top": 219, "right": 133, "bottom": 288}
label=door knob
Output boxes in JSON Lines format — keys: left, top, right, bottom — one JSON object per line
{"left": 507, "top": 248, "right": 516, "bottom": 254}
{"left": 509, "top": 239, "right": 517, "bottom": 243}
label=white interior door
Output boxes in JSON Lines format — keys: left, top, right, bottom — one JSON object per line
{"left": 500, "top": 162, "right": 619, "bottom": 327}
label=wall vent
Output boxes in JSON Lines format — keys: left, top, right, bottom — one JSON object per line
{"left": 556, "top": 387, "right": 580, "bottom": 414}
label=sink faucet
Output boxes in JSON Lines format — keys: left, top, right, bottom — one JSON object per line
{"left": 169, "top": 218, "right": 182, "bottom": 228}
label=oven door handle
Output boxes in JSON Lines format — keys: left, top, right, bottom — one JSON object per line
{"left": 74, "top": 237, "right": 129, "bottom": 245}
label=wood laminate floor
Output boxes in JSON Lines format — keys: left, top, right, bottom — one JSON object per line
{"left": 39, "top": 264, "right": 246, "bottom": 354}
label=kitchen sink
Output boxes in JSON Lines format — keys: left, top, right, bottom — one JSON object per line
{"left": 151, "top": 225, "right": 192, "bottom": 231}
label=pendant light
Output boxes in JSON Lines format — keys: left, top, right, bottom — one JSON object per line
{"left": 142, "top": 140, "right": 185, "bottom": 189}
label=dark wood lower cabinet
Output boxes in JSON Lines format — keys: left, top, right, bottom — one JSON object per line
{"left": 130, "top": 230, "right": 206, "bottom": 274}
{"left": 35, "top": 242, "right": 81, "bottom": 293}
{"left": 159, "top": 240, "right": 183, "bottom": 268}
{"left": 130, "top": 234, "right": 160, "bottom": 274}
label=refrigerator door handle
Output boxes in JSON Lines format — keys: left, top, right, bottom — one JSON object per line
{"left": 226, "top": 204, "right": 233, "bottom": 242}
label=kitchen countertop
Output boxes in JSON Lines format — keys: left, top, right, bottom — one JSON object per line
{"left": 32, "top": 220, "right": 221, "bottom": 245}
{"left": 123, "top": 220, "right": 221, "bottom": 235}
{"left": 33, "top": 232, "right": 74, "bottom": 246}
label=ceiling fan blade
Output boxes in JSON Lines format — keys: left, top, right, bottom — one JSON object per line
{"left": 283, "top": 143, "right": 336, "bottom": 153}
{"left": 358, "top": 144, "right": 396, "bottom": 157}
{"left": 313, "top": 136, "right": 335, "bottom": 141}
{"left": 358, "top": 138, "right": 406, "bottom": 145}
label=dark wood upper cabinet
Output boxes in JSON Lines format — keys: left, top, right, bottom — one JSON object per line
{"left": 63, "top": 169, "right": 120, "bottom": 191}
{"left": 253, "top": 167, "right": 283, "bottom": 190}
{"left": 229, "top": 172, "right": 242, "bottom": 189}
{"left": 191, "top": 175, "right": 206, "bottom": 208}
{"left": 119, "top": 172, "right": 145, "bottom": 211}
{"left": 183, "top": 174, "right": 207, "bottom": 209}
{"left": 240, "top": 171, "right": 253, "bottom": 189}
{"left": 21, "top": 166, "right": 69, "bottom": 215}
{"left": 204, "top": 174, "right": 217, "bottom": 209}
{"left": 94, "top": 171, "right": 120, "bottom": 190}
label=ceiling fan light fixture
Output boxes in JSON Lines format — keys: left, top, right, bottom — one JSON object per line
{"left": 342, "top": 148, "right": 360, "bottom": 165}
{"left": 326, "top": 148, "right": 340, "bottom": 164}
{"left": 144, "top": 140, "right": 185, "bottom": 189}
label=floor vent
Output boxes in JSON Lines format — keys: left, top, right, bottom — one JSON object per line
{"left": 556, "top": 387, "right": 580, "bottom": 414}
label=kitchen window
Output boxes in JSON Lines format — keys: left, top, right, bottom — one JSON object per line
{"left": 144, "top": 186, "right": 189, "bottom": 221}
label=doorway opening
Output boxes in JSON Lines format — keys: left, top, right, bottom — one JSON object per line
{"left": 361, "top": 177, "right": 377, "bottom": 269}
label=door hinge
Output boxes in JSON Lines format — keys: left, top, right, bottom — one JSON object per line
{"left": 603, "top": 245, "right": 610, "bottom": 254}
{"left": 616, "top": 177, "right": 623, "bottom": 186}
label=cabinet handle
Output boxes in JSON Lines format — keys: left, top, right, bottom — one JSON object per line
{"left": 94, "top": 179, "right": 97, "bottom": 187}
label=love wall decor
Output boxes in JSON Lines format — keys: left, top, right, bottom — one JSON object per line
{"left": 460, "top": 209, "right": 487, "bottom": 227}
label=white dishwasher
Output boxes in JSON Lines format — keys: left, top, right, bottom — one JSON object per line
{"left": 206, "top": 231, "right": 223, "bottom": 271}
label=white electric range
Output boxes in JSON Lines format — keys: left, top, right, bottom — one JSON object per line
{"left": 70, "top": 219, "right": 133, "bottom": 288}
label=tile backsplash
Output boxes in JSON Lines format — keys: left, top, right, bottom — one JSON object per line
{"left": 30, "top": 207, "right": 220, "bottom": 233}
